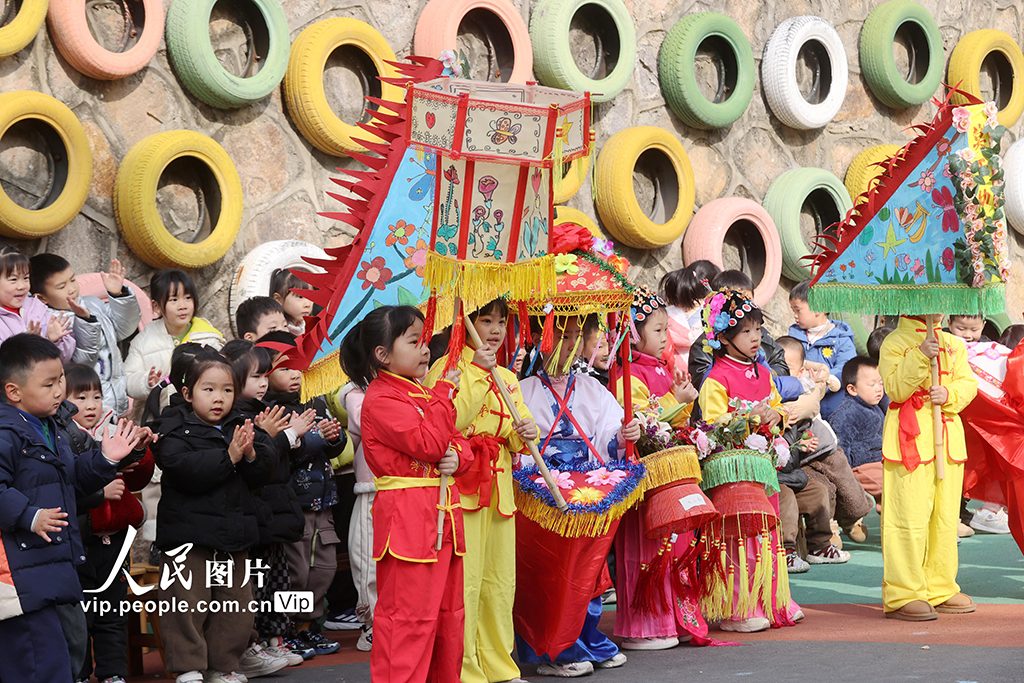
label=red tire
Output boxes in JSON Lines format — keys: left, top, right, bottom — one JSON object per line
{"left": 414, "top": 0, "right": 533, "bottom": 84}
{"left": 682, "top": 197, "right": 782, "bottom": 307}
{"left": 47, "top": 0, "right": 164, "bottom": 80}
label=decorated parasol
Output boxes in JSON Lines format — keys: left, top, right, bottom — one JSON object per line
{"left": 807, "top": 91, "right": 1010, "bottom": 477}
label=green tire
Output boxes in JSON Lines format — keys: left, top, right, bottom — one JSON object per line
{"left": 859, "top": 0, "right": 943, "bottom": 109}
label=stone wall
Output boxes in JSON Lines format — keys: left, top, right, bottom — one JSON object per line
{"left": 1, "top": 0, "right": 1022, "bottom": 339}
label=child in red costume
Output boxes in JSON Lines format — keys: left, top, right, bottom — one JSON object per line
{"left": 340, "top": 305, "right": 472, "bottom": 683}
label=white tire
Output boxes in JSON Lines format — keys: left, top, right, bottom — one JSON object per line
{"left": 228, "top": 240, "right": 328, "bottom": 336}
{"left": 762, "top": 16, "right": 848, "bottom": 130}
{"left": 1003, "top": 140, "right": 1024, "bottom": 235}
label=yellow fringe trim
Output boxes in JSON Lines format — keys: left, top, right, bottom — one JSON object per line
{"left": 513, "top": 483, "right": 645, "bottom": 538}
{"left": 775, "top": 545, "right": 791, "bottom": 613}
{"left": 737, "top": 537, "right": 751, "bottom": 617}
{"left": 526, "top": 292, "right": 634, "bottom": 317}
{"left": 301, "top": 351, "right": 347, "bottom": 404}
{"left": 423, "top": 252, "right": 557, "bottom": 310}
{"left": 639, "top": 446, "right": 702, "bottom": 495}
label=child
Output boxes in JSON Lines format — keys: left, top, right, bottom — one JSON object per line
{"left": 31, "top": 254, "right": 142, "bottom": 417}
{"left": 341, "top": 305, "right": 472, "bottom": 682}
{"left": 153, "top": 348, "right": 277, "bottom": 683}
{"left": 830, "top": 357, "right": 885, "bottom": 515}
{"left": 423, "top": 299, "right": 538, "bottom": 683}
{"left": 947, "top": 314, "right": 989, "bottom": 343}
{"left": 1000, "top": 324, "right": 1024, "bottom": 351}
{"left": 0, "top": 334, "right": 139, "bottom": 683}
{"left": 787, "top": 280, "right": 856, "bottom": 418}
{"left": 659, "top": 259, "right": 720, "bottom": 371}
{"left": 867, "top": 326, "right": 894, "bottom": 362}
{"left": 572, "top": 314, "right": 611, "bottom": 384}
{"left": 0, "top": 246, "right": 75, "bottom": 360}
{"left": 697, "top": 290, "right": 801, "bottom": 632}
{"left": 878, "top": 315, "right": 978, "bottom": 621}
{"left": 270, "top": 268, "right": 314, "bottom": 336}
{"left": 259, "top": 330, "right": 346, "bottom": 656}
{"left": 236, "top": 296, "right": 289, "bottom": 341}
{"left": 124, "top": 269, "right": 224, "bottom": 409}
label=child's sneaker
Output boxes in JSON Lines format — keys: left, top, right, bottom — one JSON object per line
{"left": 261, "top": 641, "right": 303, "bottom": 667}
{"left": 786, "top": 549, "right": 810, "bottom": 573}
{"left": 958, "top": 521, "right": 975, "bottom": 537}
{"left": 601, "top": 587, "right": 616, "bottom": 604}
{"left": 536, "top": 661, "right": 594, "bottom": 677}
{"left": 176, "top": 673, "right": 203, "bottom": 683}
{"left": 356, "top": 625, "right": 373, "bottom": 652}
{"left": 282, "top": 633, "right": 317, "bottom": 660}
{"left": 719, "top": 617, "right": 770, "bottom": 632}
{"left": 807, "top": 544, "right": 851, "bottom": 564}
{"left": 297, "top": 628, "right": 341, "bottom": 655}
{"left": 323, "top": 607, "right": 362, "bottom": 630}
{"left": 845, "top": 520, "right": 868, "bottom": 543}
{"left": 619, "top": 636, "right": 678, "bottom": 650}
{"left": 236, "top": 644, "right": 288, "bottom": 678}
{"left": 204, "top": 673, "right": 245, "bottom": 683}
{"left": 596, "top": 652, "right": 627, "bottom": 669}
{"left": 971, "top": 508, "right": 1011, "bottom": 534}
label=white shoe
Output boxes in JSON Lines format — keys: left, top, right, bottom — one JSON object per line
{"left": 792, "top": 609, "right": 805, "bottom": 622}
{"left": 535, "top": 661, "right": 595, "bottom": 677}
{"left": 971, "top": 508, "right": 1011, "bottom": 534}
{"left": 204, "top": 673, "right": 245, "bottom": 683}
{"left": 236, "top": 644, "right": 289, "bottom": 678}
{"left": 261, "top": 642, "right": 303, "bottom": 667}
{"left": 356, "top": 625, "right": 373, "bottom": 652}
{"left": 806, "top": 544, "right": 851, "bottom": 564}
{"left": 176, "top": 673, "right": 203, "bottom": 683}
{"left": 619, "top": 636, "right": 679, "bottom": 650}
{"left": 596, "top": 652, "right": 627, "bottom": 669}
{"left": 720, "top": 617, "right": 770, "bottom": 632}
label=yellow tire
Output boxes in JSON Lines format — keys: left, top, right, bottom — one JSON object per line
{"left": 844, "top": 144, "right": 901, "bottom": 203}
{"left": 284, "top": 18, "right": 402, "bottom": 156}
{"left": 114, "top": 131, "right": 242, "bottom": 269}
{"left": 594, "top": 126, "right": 695, "bottom": 249}
{"left": 554, "top": 205, "right": 601, "bottom": 240}
{"left": 552, "top": 153, "right": 590, "bottom": 205}
{"left": 949, "top": 29, "right": 1024, "bottom": 127}
{"left": 0, "top": 0, "right": 48, "bottom": 58}
{"left": 0, "top": 90, "right": 91, "bottom": 238}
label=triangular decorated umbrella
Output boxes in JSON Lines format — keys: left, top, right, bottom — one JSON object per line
{"left": 807, "top": 90, "right": 1010, "bottom": 478}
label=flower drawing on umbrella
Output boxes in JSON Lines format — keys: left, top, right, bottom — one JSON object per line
{"left": 585, "top": 467, "right": 628, "bottom": 486}
{"left": 443, "top": 165, "right": 460, "bottom": 184}
{"left": 404, "top": 239, "right": 429, "bottom": 277}
{"left": 941, "top": 247, "right": 955, "bottom": 272}
{"left": 918, "top": 170, "right": 935, "bottom": 193}
{"left": 386, "top": 219, "right": 413, "bottom": 247}
{"left": 357, "top": 256, "right": 392, "bottom": 291}
{"left": 478, "top": 175, "right": 498, "bottom": 202}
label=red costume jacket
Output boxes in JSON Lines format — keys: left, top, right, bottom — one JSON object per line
{"left": 361, "top": 371, "right": 472, "bottom": 562}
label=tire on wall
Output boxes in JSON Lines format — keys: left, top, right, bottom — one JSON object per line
{"left": 114, "top": 130, "right": 243, "bottom": 269}
{"left": 0, "top": 0, "right": 48, "bottom": 58}
{"left": 844, "top": 144, "right": 902, "bottom": 203}
{"left": 948, "top": 29, "right": 1024, "bottom": 128}
{"left": 763, "top": 166, "right": 853, "bottom": 282}
{"left": 762, "top": 16, "right": 848, "bottom": 130}
{"left": 554, "top": 205, "right": 600, "bottom": 240}
{"left": 594, "top": 126, "right": 695, "bottom": 249}
{"left": 0, "top": 91, "right": 92, "bottom": 238}
{"left": 284, "top": 17, "right": 402, "bottom": 155}
{"left": 1002, "top": 138, "right": 1024, "bottom": 235}
{"left": 414, "top": 0, "right": 533, "bottom": 84}
{"left": 165, "top": 0, "right": 289, "bottom": 109}
{"left": 47, "top": 0, "right": 164, "bottom": 80}
{"left": 529, "top": 0, "right": 636, "bottom": 103}
{"left": 681, "top": 197, "right": 782, "bottom": 307}
{"left": 859, "top": 0, "right": 943, "bottom": 109}
{"left": 228, "top": 239, "right": 327, "bottom": 336}
{"left": 658, "top": 12, "right": 755, "bottom": 130}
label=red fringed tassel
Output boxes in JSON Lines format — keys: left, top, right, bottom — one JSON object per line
{"left": 540, "top": 307, "right": 556, "bottom": 355}
{"left": 419, "top": 293, "right": 438, "bottom": 345}
{"left": 630, "top": 536, "right": 674, "bottom": 616}
{"left": 670, "top": 537, "right": 701, "bottom": 600}
{"left": 518, "top": 301, "right": 530, "bottom": 348}
{"left": 443, "top": 315, "right": 466, "bottom": 376}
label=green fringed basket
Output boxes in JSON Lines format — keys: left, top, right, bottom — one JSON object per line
{"left": 699, "top": 449, "right": 779, "bottom": 495}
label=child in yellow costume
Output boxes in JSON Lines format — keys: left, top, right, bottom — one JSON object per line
{"left": 879, "top": 315, "right": 978, "bottom": 621}
{"left": 424, "top": 298, "right": 538, "bottom": 683}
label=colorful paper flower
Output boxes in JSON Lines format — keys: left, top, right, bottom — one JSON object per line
{"left": 385, "top": 219, "right": 413, "bottom": 247}
{"left": 404, "top": 238, "right": 429, "bottom": 277}
{"left": 952, "top": 106, "right": 972, "bottom": 132}
{"left": 537, "top": 470, "right": 575, "bottom": 490}
{"left": 961, "top": 173, "right": 976, "bottom": 190}
{"left": 439, "top": 49, "right": 463, "bottom": 77}
{"left": 773, "top": 438, "right": 791, "bottom": 468}
{"left": 984, "top": 101, "right": 999, "bottom": 119}
{"left": 357, "top": 256, "right": 392, "bottom": 291}
{"left": 957, "top": 146, "right": 976, "bottom": 163}
{"left": 585, "top": 467, "right": 628, "bottom": 486}
{"left": 555, "top": 253, "right": 579, "bottom": 275}
{"left": 744, "top": 433, "right": 769, "bottom": 452}
{"left": 569, "top": 486, "right": 605, "bottom": 505}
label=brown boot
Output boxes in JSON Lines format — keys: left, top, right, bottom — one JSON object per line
{"left": 885, "top": 600, "right": 937, "bottom": 621}
{"left": 935, "top": 593, "right": 976, "bottom": 614}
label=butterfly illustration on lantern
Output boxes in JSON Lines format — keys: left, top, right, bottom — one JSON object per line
{"left": 489, "top": 117, "right": 521, "bottom": 145}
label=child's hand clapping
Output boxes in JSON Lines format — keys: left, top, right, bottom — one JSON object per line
{"left": 930, "top": 385, "right": 949, "bottom": 406}
{"left": 439, "top": 447, "right": 460, "bottom": 476}
{"left": 101, "top": 419, "right": 143, "bottom": 462}
{"left": 255, "top": 405, "right": 289, "bottom": 438}
{"left": 318, "top": 418, "right": 342, "bottom": 443}
{"left": 921, "top": 336, "right": 940, "bottom": 359}
{"left": 33, "top": 507, "right": 68, "bottom": 542}
{"left": 514, "top": 418, "right": 538, "bottom": 441}
{"left": 620, "top": 417, "right": 642, "bottom": 443}
{"left": 101, "top": 259, "right": 126, "bottom": 296}
{"left": 46, "top": 314, "right": 73, "bottom": 342}
{"left": 103, "top": 478, "right": 126, "bottom": 501}
{"left": 288, "top": 408, "right": 317, "bottom": 437}
{"left": 228, "top": 420, "right": 256, "bottom": 463}
{"left": 147, "top": 366, "right": 162, "bottom": 388}
{"left": 672, "top": 376, "right": 698, "bottom": 404}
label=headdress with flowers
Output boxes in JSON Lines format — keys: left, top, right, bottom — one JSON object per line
{"left": 700, "top": 288, "right": 759, "bottom": 353}
{"left": 631, "top": 285, "right": 665, "bottom": 324}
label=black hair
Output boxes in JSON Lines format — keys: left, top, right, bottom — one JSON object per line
{"left": 789, "top": 279, "right": 812, "bottom": 303}
{"left": 150, "top": 269, "right": 199, "bottom": 314}
{"left": 270, "top": 268, "right": 313, "bottom": 300}
{"left": 0, "top": 333, "right": 62, "bottom": 398}
{"left": 428, "top": 328, "right": 452, "bottom": 367}
{"left": 776, "top": 335, "right": 805, "bottom": 365}
{"left": 236, "top": 296, "right": 285, "bottom": 337}
{"left": 340, "top": 305, "right": 425, "bottom": 389}
{"left": 716, "top": 308, "right": 764, "bottom": 355}
{"left": 842, "top": 355, "right": 878, "bottom": 389}
{"left": 866, "top": 326, "right": 894, "bottom": 361}
{"left": 0, "top": 245, "right": 29, "bottom": 282}
{"left": 582, "top": 313, "right": 600, "bottom": 340}
{"left": 948, "top": 313, "right": 984, "bottom": 323}
{"left": 660, "top": 260, "right": 720, "bottom": 309}
{"left": 64, "top": 363, "right": 102, "bottom": 396}
{"left": 141, "top": 342, "right": 206, "bottom": 424}
{"left": 28, "top": 253, "right": 71, "bottom": 295}
{"left": 256, "top": 329, "right": 298, "bottom": 359}
{"left": 999, "top": 324, "right": 1024, "bottom": 351}
{"left": 181, "top": 349, "right": 236, "bottom": 397}
{"left": 222, "top": 339, "right": 273, "bottom": 389}
{"left": 711, "top": 269, "right": 753, "bottom": 293}
{"left": 468, "top": 298, "right": 509, "bottom": 322}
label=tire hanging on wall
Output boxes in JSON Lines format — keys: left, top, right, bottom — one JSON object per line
{"left": 681, "top": 197, "right": 782, "bottom": 307}
{"left": 948, "top": 29, "right": 1024, "bottom": 128}
{"left": 844, "top": 144, "right": 901, "bottom": 203}
{"left": 228, "top": 239, "right": 327, "bottom": 336}
{"left": 658, "top": 12, "right": 755, "bottom": 130}
{"left": 1002, "top": 138, "right": 1024, "bottom": 235}
{"left": 284, "top": 18, "right": 402, "bottom": 156}
{"left": 165, "top": 0, "right": 289, "bottom": 109}
{"left": 114, "top": 130, "right": 243, "bottom": 269}
{"left": 763, "top": 166, "right": 853, "bottom": 282}
{"left": 859, "top": 0, "right": 943, "bottom": 109}
{"left": 762, "top": 16, "right": 848, "bottom": 130}
{"left": 0, "top": 0, "right": 48, "bottom": 58}
{"left": 414, "top": 0, "right": 533, "bottom": 85}
{"left": 594, "top": 126, "right": 695, "bottom": 249}
{"left": 0, "top": 91, "right": 92, "bottom": 238}
{"left": 47, "top": 0, "right": 164, "bottom": 80}
{"left": 529, "top": 0, "right": 636, "bottom": 103}
{"left": 554, "top": 205, "right": 600, "bottom": 240}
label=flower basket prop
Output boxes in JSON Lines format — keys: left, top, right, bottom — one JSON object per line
{"left": 807, "top": 91, "right": 1010, "bottom": 478}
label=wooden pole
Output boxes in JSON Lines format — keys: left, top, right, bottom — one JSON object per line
{"left": 926, "top": 316, "right": 945, "bottom": 480}
{"left": 435, "top": 474, "right": 447, "bottom": 551}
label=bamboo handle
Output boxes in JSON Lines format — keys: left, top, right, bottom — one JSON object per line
{"left": 926, "top": 317, "right": 945, "bottom": 480}
{"left": 436, "top": 474, "right": 447, "bottom": 551}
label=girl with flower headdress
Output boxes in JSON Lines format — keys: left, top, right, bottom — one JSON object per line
{"left": 697, "top": 289, "right": 802, "bottom": 632}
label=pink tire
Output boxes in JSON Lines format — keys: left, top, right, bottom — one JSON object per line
{"left": 682, "top": 197, "right": 782, "bottom": 307}
{"left": 414, "top": 0, "right": 533, "bottom": 84}
{"left": 76, "top": 273, "right": 153, "bottom": 330}
{"left": 47, "top": 0, "right": 164, "bottom": 80}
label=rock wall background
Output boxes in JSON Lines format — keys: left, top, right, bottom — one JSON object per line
{"left": 1, "top": 0, "right": 1022, "bottom": 339}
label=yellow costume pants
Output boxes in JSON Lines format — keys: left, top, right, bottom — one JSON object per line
{"left": 461, "top": 495, "right": 519, "bottom": 683}
{"left": 881, "top": 459, "right": 963, "bottom": 612}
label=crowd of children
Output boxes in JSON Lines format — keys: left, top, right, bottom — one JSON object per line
{"left": 0, "top": 243, "right": 1014, "bottom": 682}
